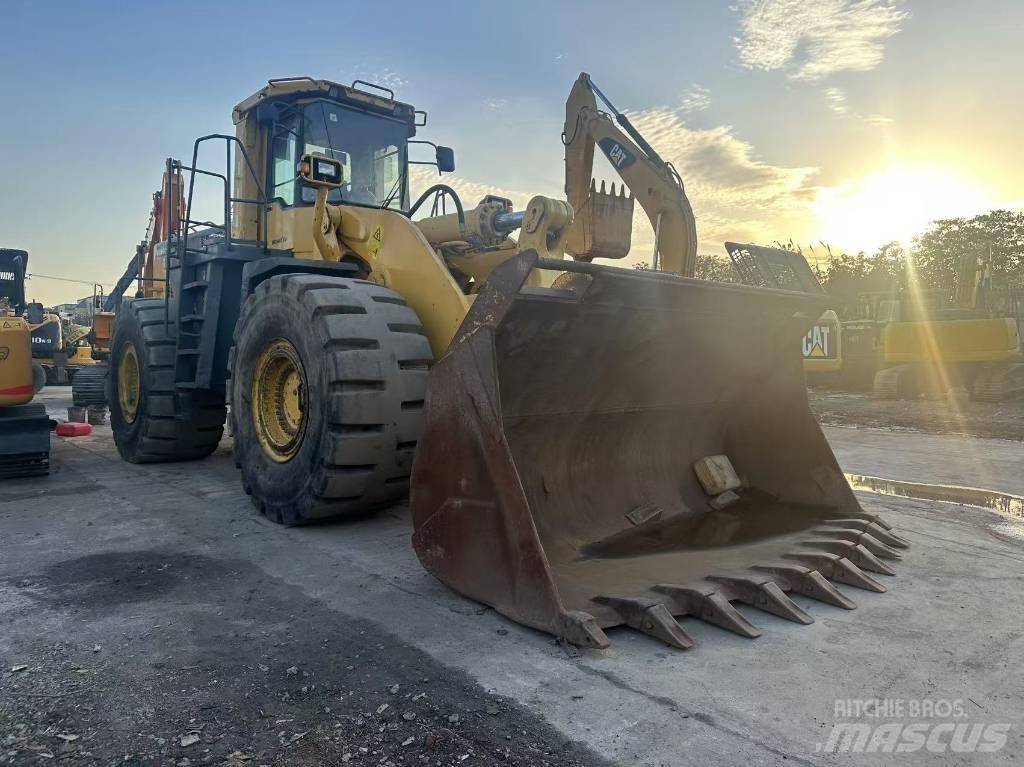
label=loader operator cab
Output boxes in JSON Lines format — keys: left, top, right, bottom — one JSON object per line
{"left": 247, "top": 79, "right": 455, "bottom": 216}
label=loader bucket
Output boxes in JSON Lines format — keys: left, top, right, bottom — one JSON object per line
{"left": 410, "top": 251, "right": 908, "bottom": 650}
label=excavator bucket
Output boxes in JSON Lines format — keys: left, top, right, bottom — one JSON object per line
{"left": 411, "top": 251, "right": 908, "bottom": 650}
{"left": 565, "top": 180, "right": 635, "bottom": 261}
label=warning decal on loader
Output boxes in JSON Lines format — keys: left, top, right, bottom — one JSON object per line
{"left": 368, "top": 225, "right": 383, "bottom": 258}
{"left": 802, "top": 324, "right": 834, "bottom": 358}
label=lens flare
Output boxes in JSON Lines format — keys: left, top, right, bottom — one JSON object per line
{"left": 815, "top": 168, "right": 992, "bottom": 252}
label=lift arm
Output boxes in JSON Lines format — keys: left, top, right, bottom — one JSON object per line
{"left": 564, "top": 73, "right": 698, "bottom": 277}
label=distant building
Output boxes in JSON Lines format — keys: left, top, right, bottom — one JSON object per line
{"left": 49, "top": 295, "right": 96, "bottom": 326}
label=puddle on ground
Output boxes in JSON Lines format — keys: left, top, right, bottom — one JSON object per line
{"left": 846, "top": 473, "right": 1024, "bottom": 519}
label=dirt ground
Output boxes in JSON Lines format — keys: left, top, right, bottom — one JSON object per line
{"left": 808, "top": 388, "right": 1024, "bottom": 442}
{"left": 3, "top": 390, "right": 1024, "bottom": 766}
{"left": 0, "top": 546, "right": 608, "bottom": 767}
{"left": 0, "top": 392, "right": 608, "bottom": 767}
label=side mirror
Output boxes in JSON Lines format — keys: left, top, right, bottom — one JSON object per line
{"left": 436, "top": 146, "right": 455, "bottom": 173}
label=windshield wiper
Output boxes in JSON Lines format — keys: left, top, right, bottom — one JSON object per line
{"left": 380, "top": 166, "right": 406, "bottom": 211}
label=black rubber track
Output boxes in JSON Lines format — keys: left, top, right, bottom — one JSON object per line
{"left": 108, "top": 299, "right": 226, "bottom": 463}
{"left": 228, "top": 274, "right": 431, "bottom": 525}
{"left": 71, "top": 363, "right": 108, "bottom": 406}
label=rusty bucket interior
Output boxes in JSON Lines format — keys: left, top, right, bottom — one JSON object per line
{"left": 411, "top": 251, "right": 908, "bottom": 649}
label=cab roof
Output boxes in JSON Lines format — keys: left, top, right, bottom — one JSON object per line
{"left": 233, "top": 77, "right": 420, "bottom": 134}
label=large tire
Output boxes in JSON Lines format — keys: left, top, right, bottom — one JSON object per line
{"left": 108, "top": 299, "right": 226, "bottom": 463}
{"left": 229, "top": 274, "right": 431, "bottom": 525}
{"left": 72, "top": 363, "right": 108, "bottom": 406}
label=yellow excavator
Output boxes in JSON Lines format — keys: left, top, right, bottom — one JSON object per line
{"left": 0, "top": 249, "right": 51, "bottom": 477}
{"left": 25, "top": 302, "right": 96, "bottom": 386}
{"left": 874, "top": 249, "right": 1023, "bottom": 400}
{"left": 105, "top": 73, "right": 906, "bottom": 649}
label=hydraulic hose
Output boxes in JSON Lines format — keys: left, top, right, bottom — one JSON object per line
{"left": 408, "top": 184, "right": 465, "bottom": 239}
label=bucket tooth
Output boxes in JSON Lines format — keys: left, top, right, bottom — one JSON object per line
{"left": 823, "top": 520, "right": 909, "bottom": 549}
{"left": 752, "top": 564, "right": 856, "bottom": 610}
{"left": 557, "top": 610, "right": 611, "bottom": 649}
{"left": 818, "top": 528, "right": 902, "bottom": 560}
{"left": 834, "top": 510, "right": 895, "bottom": 531}
{"left": 654, "top": 585, "right": 761, "bottom": 638}
{"left": 595, "top": 596, "right": 695, "bottom": 650}
{"left": 800, "top": 540, "right": 896, "bottom": 575}
{"left": 708, "top": 576, "right": 813, "bottom": 625}
{"left": 784, "top": 552, "right": 886, "bottom": 593}
{"left": 842, "top": 543, "right": 896, "bottom": 576}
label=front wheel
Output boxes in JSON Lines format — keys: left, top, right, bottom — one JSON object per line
{"left": 108, "top": 299, "right": 226, "bottom": 463}
{"left": 228, "top": 274, "right": 431, "bottom": 525}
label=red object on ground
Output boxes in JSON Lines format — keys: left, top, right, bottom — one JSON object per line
{"left": 56, "top": 422, "right": 92, "bottom": 437}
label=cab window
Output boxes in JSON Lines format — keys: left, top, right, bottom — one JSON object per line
{"left": 270, "top": 110, "right": 300, "bottom": 206}
{"left": 299, "top": 101, "right": 408, "bottom": 210}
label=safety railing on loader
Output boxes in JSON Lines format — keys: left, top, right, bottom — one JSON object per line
{"left": 163, "top": 134, "right": 271, "bottom": 333}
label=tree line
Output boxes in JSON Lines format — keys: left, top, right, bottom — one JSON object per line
{"left": 693, "top": 209, "right": 1024, "bottom": 320}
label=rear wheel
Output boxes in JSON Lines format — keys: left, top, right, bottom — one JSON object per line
{"left": 108, "top": 299, "right": 226, "bottom": 463}
{"left": 72, "top": 363, "right": 108, "bottom": 406}
{"left": 228, "top": 274, "right": 431, "bottom": 525}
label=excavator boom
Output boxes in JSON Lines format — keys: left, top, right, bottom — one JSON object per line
{"left": 563, "top": 73, "right": 697, "bottom": 275}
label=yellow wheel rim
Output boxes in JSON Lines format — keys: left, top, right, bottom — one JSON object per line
{"left": 252, "top": 339, "right": 307, "bottom": 463}
{"left": 118, "top": 343, "right": 141, "bottom": 424}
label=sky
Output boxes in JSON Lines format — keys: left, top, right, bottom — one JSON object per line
{"left": 2, "top": 0, "right": 1022, "bottom": 305}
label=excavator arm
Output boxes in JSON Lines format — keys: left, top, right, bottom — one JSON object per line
{"left": 564, "top": 73, "right": 698, "bottom": 277}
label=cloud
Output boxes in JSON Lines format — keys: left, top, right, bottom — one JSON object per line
{"left": 409, "top": 106, "right": 820, "bottom": 261}
{"left": 824, "top": 87, "right": 848, "bottom": 114}
{"left": 351, "top": 66, "right": 408, "bottom": 93}
{"left": 485, "top": 98, "right": 509, "bottom": 111}
{"left": 625, "top": 107, "right": 816, "bottom": 206}
{"left": 679, "top": 84, "right": 711, "bottom": 113}
{"left": 736, "top": 0, "right": 908, "bottom": 80}
{"left": 610, "top": 107, "right": 819, "bottom": 256}
{"left": 409, "top": 166, "right": 536, "bottom": 212}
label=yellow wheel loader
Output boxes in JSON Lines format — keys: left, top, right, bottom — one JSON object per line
{"left": 106, "top": 74, "right": 906, "bottom": 649}
{"left": 0, "top": 249, "right": 51, "bottom": 477}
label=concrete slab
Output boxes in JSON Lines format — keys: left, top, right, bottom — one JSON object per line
{"left": 2, "top": 390, "right": 1022, "bottom": 765}
{"left": 825, "top": 425, "right": 1024, "bottom": 496}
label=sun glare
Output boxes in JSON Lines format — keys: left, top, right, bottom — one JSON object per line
{"left": 814, "top": 167, "right": 992, "bottom": 253}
